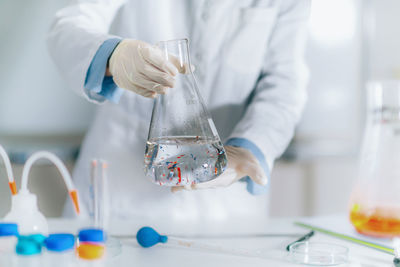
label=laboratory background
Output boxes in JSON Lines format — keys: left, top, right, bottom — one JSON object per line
{"left": 0, "top": 0, "right": 399, "bottom": 218}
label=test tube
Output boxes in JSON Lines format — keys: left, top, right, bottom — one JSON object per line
{"left": 91, "top": 160, "right": 99, "bottom": 226}
{"left": 89, "top": 160, "right": 122, "bottom": 258}
{"left": 91, "top": 159, "right": 110, "bottom": 230}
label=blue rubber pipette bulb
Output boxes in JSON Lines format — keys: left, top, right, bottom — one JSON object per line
{"left": 136, "top": 227, "right": 168, "bottom": 248}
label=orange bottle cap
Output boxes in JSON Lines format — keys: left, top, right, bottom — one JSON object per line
{"left": 77, "top": 243, "right": 105, "bottom": 260}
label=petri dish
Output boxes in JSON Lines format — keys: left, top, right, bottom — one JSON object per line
{"left": 106, "top": 237, "right": 122, "bottom": 258}
{"left": 288, "top": 242, "right": 349, "bottom": 266}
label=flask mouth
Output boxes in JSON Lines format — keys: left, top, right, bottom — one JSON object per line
{"left": 156, "top": 38, "right": 188, "bottom": 46}
{"left": 156, "top": 38, "right": 192, "bottom": 76}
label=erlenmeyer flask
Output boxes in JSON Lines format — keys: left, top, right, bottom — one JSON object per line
{"left": 144, "top": 39, "right": 227, "bottom": 186}
{"left": 349, "top": 81, "right": 400, "bottom": 237}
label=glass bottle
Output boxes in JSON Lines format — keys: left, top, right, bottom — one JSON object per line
{"left": 350, "top": 81, "right": 400, "bottom": 237}
{"left": 144, "top": 39, "right": 227, "bottom": 186}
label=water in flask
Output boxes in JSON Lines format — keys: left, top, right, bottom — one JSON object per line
{"left": 144, "top": 136, "right": 227, "bottom": 186}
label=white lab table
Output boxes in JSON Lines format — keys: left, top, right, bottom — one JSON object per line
{"left": 48, "top": 215, "right": 393, "bottom": 267}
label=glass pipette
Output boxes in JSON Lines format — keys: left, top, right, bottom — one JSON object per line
{"left": 136, "top": 226, "right": 269, "bottom": 259}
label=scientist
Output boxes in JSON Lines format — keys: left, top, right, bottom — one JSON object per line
{"left": 48, "top": 0, "right": 309, "bottom": 222}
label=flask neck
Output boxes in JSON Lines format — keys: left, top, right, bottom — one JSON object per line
{"left": 367, "top": 81, "right": 400, "bottom": 123}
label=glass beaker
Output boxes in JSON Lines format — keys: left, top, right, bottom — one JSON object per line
{"left": 144, "top": 39, "right": 227, "bottom": 186}
{"left": 349, "top": 81, "right": 400, "bottom": 237}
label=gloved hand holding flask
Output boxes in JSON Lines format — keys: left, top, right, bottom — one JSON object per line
{"left": 108, "top": 39, "right": 189, "bottom": 98}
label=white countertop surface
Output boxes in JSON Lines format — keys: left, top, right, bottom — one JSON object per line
{"left": 45, "top": 215, "right": 394, "bottom": 267}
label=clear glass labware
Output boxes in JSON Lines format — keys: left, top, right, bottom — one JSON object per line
{"left": 144, "top": 39, "right": 227, "bottom": 186}
{"left": 350, "top": 81, "right": 400, "bottom": 237}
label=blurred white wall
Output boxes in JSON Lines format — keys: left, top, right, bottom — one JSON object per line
{"left": 365, "top": 0, "right": 400, "bottom": 79}
{"left": 297, "top": 0, "right": 363, "bottom": 154}
{"left": 268, "top": 0, "right": 363, "bottom": 217}
{"left": 0, "top": 0, "right": 95, "bottom": 135}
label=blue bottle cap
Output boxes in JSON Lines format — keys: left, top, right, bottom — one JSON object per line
{"left": 45, "top": 233, "right": 75, "bottom": 252}
{"left": 18, "top": 234, "right": 47, "bottom": 252}
{"left": 0, "top": 223, "right": 18, "bottom": 237}
{"left": 16, "top": 239, "right": 42, "bottom": 255}
{"left": 28, "top": 234, "right": 46, "bottom": 245}
{"left": 78, "top": 229, "right": 106, "bottom": 243}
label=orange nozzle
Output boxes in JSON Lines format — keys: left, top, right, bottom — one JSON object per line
{"left": 69, "top": 190, "right": 80, "bottom": 214}
{"left": 8, "top": 181, "right": 17, "bottom": 195}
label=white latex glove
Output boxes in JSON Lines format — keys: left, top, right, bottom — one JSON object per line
{"left": 171, "top": 146, "right": 268, "bottom": 192}
{"left": 109, "top": 39, "right": 186, "bottom": 98}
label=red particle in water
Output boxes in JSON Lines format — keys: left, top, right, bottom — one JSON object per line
{"left": 177, "top": 156, "right": 181, "bottom": 159}
{"left": 162, "top": 174, "right": 166, "bottom": 176}
{"left": 177, "top": 167, "right": 182, "bottom": 184}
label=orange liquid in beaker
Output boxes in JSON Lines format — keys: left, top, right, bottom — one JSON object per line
{"left": 350, "top": 206, "right": 400, "bottom": 237}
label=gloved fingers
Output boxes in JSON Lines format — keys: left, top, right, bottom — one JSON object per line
{"left": 132, "top": 85, "right": 157, "bottom": 98}
{"left": 192, "top": 168, "right": 237, "bottom": 190}
{"left": 224, "top": 145, "right": 267, "bottom": 185}
{"left": 139, "top": 46, "right": 179, "bottom": 76}
{"left": 139, "top": 45, "right": 193, "bottom": 75}
{"left": 171, "top": 184, "right": 194, "bottom": 193}
{"left": 170, "top": 168, "right": 238, "bottom": 191}
{"left": 224, "top": 145, "right": 243, "bottom": 161}
{"left": 171, "top": 186, "right": 184, "bottom": 193}
{"left": 171, "top": 169, "right": 237, "bottom": 193}
{"left": 112, "top": 69, "right": 157, "bottom": 97}
{"left": 127, "top": 73, "right": 168, "bottom": 94}
{"left": 126, "top": 86, "right": 156, "bottom": 98}
{"left": 141, "top": 64, "right": 176, "bottom": 88}
{"left": 184, "top": 184, "right": 193, "bottom": 190}
{"left": 239, "top": 161, "right": 268, "bottom": 186}
{"left": 120, "top": 80, "right": 156, "bottom": 98}
{"left": 166, "top": 54, "right": 193, "bottom": 74}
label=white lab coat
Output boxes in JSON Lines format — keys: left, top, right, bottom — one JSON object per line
{"left": 47, "top": 0, "right": 309, "bottom": 223}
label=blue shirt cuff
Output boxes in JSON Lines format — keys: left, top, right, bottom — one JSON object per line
{"left": 225, "top": 138, "right": 270, "bottom": 195}
{"left": 84, "top": 38, "right": 124, "bottom": 103}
